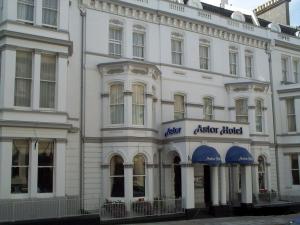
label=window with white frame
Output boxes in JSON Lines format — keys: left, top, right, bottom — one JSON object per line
{"left": 203, "top": 97, "right": 213, "bottom": 120}
{"left": 255, "top": 99, "right": 263, "bottom": 132}
{"left": 174, "top": 94, "right": 185, "bottom": 120}
{"left": 281, "top": 56, "right": 289, "bottom": 83}
{"left": 291, "top": 154, "right": 300, "bottom": 185}
{"left": 258, "top": 156, "right": 267, "bottom": 191}
{"left": 132, "top": 84, "right": 145, "bottom": 125}
{"left": 0, "top": 0, "right": 3, "bottom": 21}
{"left": 199, "top": 40, "right": 210, "bottom": 70}
{"left": 110, "top": 83, "right": 124, "bottom": 124}
{"left": 40, "top": 54, "right": 56, "bottom": 109}
{"left": 171, "top": 35, "right": 183, "bottom": 65}
{"left": 110, "top": 155, "right": 124, "bottom": 197}
{"left": 293, "top": 60, "right": 300, "bottom": 83}
{"left": 133, "top": 154, "right": 146, "bottom": 197}
{"left": 133, "top": 31, "right": 145, "bottom": 60}
{"left": 17, "top": 0, "right": 34, "bottom": 22}
{"left": 109, "top": 25, "right": 123, "bottom": 57}
{"left": 15, "top": 51, "right": 32, "bottom": 107}
{"left": 286, "top": 98, "right": 296, "bottom": 132}
{"left": 229, "top": 47, "right": 238, "bottom": 75}
{"left": 42, "top": 0, "right": 58, "bottom": 27}
{"left": 235, "top": 98, "right": 248, "bottom": 123}
{"left": 38, "top": 141, "right": 54, "bottom": 193}
{"left": 245, "top": 52, "right": 253, "bottom": 78}
{"left": 11, "top": 140, "right": 30, "bottom": 194}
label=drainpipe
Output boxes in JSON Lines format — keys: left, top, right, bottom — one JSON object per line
{"left": 79, "top": 7, "right": 86, "bottom": 209}
{"left": 265, "top": 42, "right": 281, "bottom": 199}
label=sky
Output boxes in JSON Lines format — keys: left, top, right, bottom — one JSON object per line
{"left": 200, "top": 0, "right": 300, "bottom": 27}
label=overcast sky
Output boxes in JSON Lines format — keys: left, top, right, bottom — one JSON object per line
{"left": 200, "top": 0, "right": 300, "bottom": 27}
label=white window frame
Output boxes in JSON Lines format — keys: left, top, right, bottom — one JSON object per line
{"left": 286, "top": 98, "right": 296, "bottom": 132}
{"left": 199, "top": 40, "right": 210, "bottom": 70}
{"left": 235, "top": 98, "right": 248, "bottom": 123}
{"left": 229, "top": 47, "right": 238, "bottom": 76}
{"left": 110, "top": 155, "right": 125, "bottom": 198}
{"left": 132, "top": 83, "right": 145, "bottom": 125}
{"left": 109, "top": 23, "right": 123, "bottom": 57}
{"left": 42, "top": 0, "right": 59, "bottom": 28}
{"left": 245, "top": 52, "right": 254, "bottom": 78}
{"left": 171, "top": 35, "right": 184, "bottom": 65}
{"left": 258, "top": 155, "right": 267, "bottom": 191}
{"left": 281, "top": 56, "right": 290, "bottom": 83}
{"left": 293, "top": 59, "right": 300, "bottom": 84}
{"left": 203, "top": 96, "right": 214, "bottom": 120}
{"left": 132, "top": 29, "right": 145, "bottom": 61}
{"left": 291, "top": 154, "right": 300, "bottom": 185}
{"left": 255, "top": 99, "right": 263, "bottom": 132}
{"left": 109, "top": 83, "right": 124, "bottom": 125}
{"left": 133, "top": 154, "right": 146, "bottom": 198}
{"left": 174, "top": 93, "right": 185, "bottom": 120}
{"left": 17, "top": 0, "right": 34, "bottom": 23}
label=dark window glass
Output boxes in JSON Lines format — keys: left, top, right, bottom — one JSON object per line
{"left": 110, "top": 155, "right": 124, "bottom": 197}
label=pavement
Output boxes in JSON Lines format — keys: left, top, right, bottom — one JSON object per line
{"left": 136, "top": 213, "right": 300, "bottom": 225}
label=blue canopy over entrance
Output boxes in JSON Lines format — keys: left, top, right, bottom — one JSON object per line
{"left": 225, "top": 146, "right": 254, "bottom": 165}
{"left": 192, "top": 145, "right": 221, "bottom": 166}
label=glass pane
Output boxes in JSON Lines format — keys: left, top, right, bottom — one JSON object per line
{"left": 17, "top": 0, "right": 34, "bottom": 21}
{"left": 38, "top": 168, "right": 53, "bottom": 193}
{"left": 292, "top": 170, "right": 300, "bottom": 185}
{"left": 43, "top": 0, "right": 58, "bottom": 9}
{"left": 40, "top": 81, "right": 55, "bottom": 108}
{"left": 12, "top": 140, "right": 29, "bottom": 166}
{"left": 133, "top": 176, "right": 145, "bottom": 197}
{"left": 11, "top": 167, "right": 28, "bottom": 193}
{"left": 110, "top": 156, "right": 124, "bottom": 176}
{"left": 41, "top": 55, "right": 56, "bottom": 81}
{"left": 287, "top": 99, "right": 295, "bottom": 114}
{"left": 291, "top": 154, "right": 299, "bottom": 169}
{"left": 16, "top": 51, "right": 32, "bottom": 78}
{"left": 259, "top": 173, "right": 265, "bottom": 190}
{"left": 111, "top": 177, "right": 124, "bottom": 197}
{"left": 38, "top": 141, "right": 54, "bottom": 166}
{"left": 133, "top": 155, "right": 145, "bottom": 175}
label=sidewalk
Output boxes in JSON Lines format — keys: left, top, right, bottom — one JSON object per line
{"left": 137, "top": 213, "right": 300, "bottom": 225}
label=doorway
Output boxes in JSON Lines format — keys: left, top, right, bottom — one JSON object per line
{"left": 204, "top": 165, "right": 211, "bottom": 206}
{"left": 174, "top": 156, "right": 182, "bottom": 198}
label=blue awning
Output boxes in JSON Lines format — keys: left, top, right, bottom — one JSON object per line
{"left": 192, "top": 145, "right": 221, "bottom": 166}
{"left": 225, "top": 146, "right": 254, "bottom": 165}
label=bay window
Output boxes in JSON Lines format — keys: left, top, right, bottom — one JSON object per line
{"left": 255, "top": 99, "right": 263, "bottom": 132}
{"left": 291, "top": 154, "right": 300, "bottom": 185}
{"left": 17, "top": 0, "right": 34, "bottom": 22}
{"left": 110, "top": 84, "right": 124, "bottom": 124}
{"left": 132, "top": 84, "right": 145, "bottom": 125}
{"left": 15, "top": 51, "right": 32, "bottom": 107}
{"left": 174, "top": 94, "right": 185, "bottom": 120}
{"left": 110, "top": 155, "right": 124, "bottom": 197}
{"left": 203, "top": 97, "right": 213, "bottom": 120}
{"left": 235, "top": 98, "right": 248, "bottom": 123}
{"left": 42, "top": 0, "right": 58, "bottom": 27}
{"left": 286, "top": 98, "right": 296, "bottom": 132}
{"left": 40, "top": 54, "right": 56, "bottom": 109}
{"left": 133, "top": 155, "right": 146, "bottom": 197}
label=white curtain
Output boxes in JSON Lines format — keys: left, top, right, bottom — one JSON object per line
{"left": 109, "top": 27, "right": 122, "bottom": 56}
{"left": 15, "top": 51, "right": 32, "bottom": 107}
{"left": 133, "top": 32, "right": 145, "bottom": 59}
{"left": 204, "top": 97, "right": 213, "bottom": 120}
{"left": 172, "top": 39, "right": 183, "bottom": 65}
{"left": 110, "top": 84, "right": 124, "bottom": 124}
{"left": 236, "top": 98, "right": 248, "bottom": 123}
{"left": 229, "top": 51, "right": 237, "bottom": 75}
{"left": 132, "top": 84, "right": 145, "bottom": 125}
{"left": 40, "top": 54, "right": 56, "bottom": 108}
{"left": 245, "top": 55, "right": 253, "bottom": 78}
{"left": 17, "top": 0, "right": 34, "bottom": 22}
{"left": 255, "top": 100, "right": 263, "bottom": 132}
{"left": 287, "top": 98, "right": 296, "bottom": 132}
{"left": 200, "top": 45, "right": 209, "bottom": 70}
{"left": 174, "top": 94, "right": 184, "bottom": 119}
{"left": 42, "top": 0, "right": 58, "bottom": 26}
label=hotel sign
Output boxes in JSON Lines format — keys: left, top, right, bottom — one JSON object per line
{"left": 194, "top": 125, "right": 243, "bottom": 136}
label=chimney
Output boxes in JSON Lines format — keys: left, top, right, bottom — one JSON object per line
{"left": 220, "top": 0, "right": 228, "bottom": 8}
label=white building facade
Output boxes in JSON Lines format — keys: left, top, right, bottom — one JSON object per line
{"left": 0, "top": 0, "right": 299, "bottom": 222}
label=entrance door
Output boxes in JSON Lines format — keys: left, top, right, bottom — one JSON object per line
{"left": 174, "top": 156, "right": 182, "bottom": 198}
{"left": 204, "top": 165, "right": 211, "bottom": 206}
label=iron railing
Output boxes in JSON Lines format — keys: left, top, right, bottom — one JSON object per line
{"left": 0, "top": 196, "right": 99, "bottom": 223}
{"left": 100, "top": 198, "right": 184, "bottom": 221}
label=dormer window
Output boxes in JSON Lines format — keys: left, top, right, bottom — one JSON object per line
{"left": 231, "top": 11, "right": 245, "bottom": 22}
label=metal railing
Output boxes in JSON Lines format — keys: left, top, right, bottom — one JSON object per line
{"left": 0, "top": 196, "right": 99, "bottom": 223}
{"left": 100, "top": 198, "right": 184, "bottom": 221}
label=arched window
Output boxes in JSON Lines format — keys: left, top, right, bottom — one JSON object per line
{"left": 258, "top": 156, "right": 266, "bottom": 191}
{"left": 133, "top": 155, "right": 146, "bottom": 197}
{"left": 174, "top": 94, "right": 185, "bottom": 120}
{"left": 255, "top": 99, "right": 263, "bottom": 132}
{"left": 132, "top": 84, "right": 145, "bottom": 125}
{"left": 235, "top": 98, "right": 248, "bottom": 123}
{"left": 110, "top": 83, "right": 124, "bottom": 124}
{"left": 110, "top": 155, "right": 124, "bottom": 197}
{"left": 203, "top": 97, "right": 213, "bottom": 120}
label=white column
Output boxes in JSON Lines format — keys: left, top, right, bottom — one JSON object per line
{"left": 232, "top": 165, "right": 240, "bottom": 201}
{"left": 241, "top": 165, "right": 253, "bottom": 204}
{"left": 211, "top": 166, "right": 219, "bottom": 206}
{"left": 30, "top": 140, "right": 38, "bottom": 197}
{"left": 124, "top": 92, "right": 132, "bottom": 126}
{"left": 55, "top": 142, "right": 66, "bottom": 197}
{"left": 147, "top": 164, "right": 154, "bottom": 201}
{"left": 59, "top": 0, "right": 69, "bottom": 30}
{"left": 181, "top": 164, "right": 195, "bottom": 209}
{"left": 124, "top": 165, "right": 133, "bottom": 207}
{"left": 252, "top": 164, "right": 259, "bottom": 197}
{"left": 0, "top": 48, "right": 16, "bottom": 108}
{"left": 57, "top": 54, "right": 68, "bottom": 111}
{"left": 145, "top": 95, "right": 152, "bottom": 129}
{"left": 0, "top": 141, "right": 12, "bottom": 199}
{"left": 163, "top": 165, "right": 172, "bottom": 198}
{"left": 32, "top": 52, "right": 41, "bottom": 110}
{"left": 219, "top": 165, "right": 227, "bottom": 205}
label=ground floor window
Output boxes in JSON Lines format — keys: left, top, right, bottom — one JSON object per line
{"left": 291, "top": 154, "right": 300, "bottom": 185}
{"left": 110, "top": 155, "right": 125, "bottom": 197}
{"left": 133, "top": 154, "right": 146, "bottom": 197}
{"left": 258, "top": 156, "right": 266, "bottom": 191}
